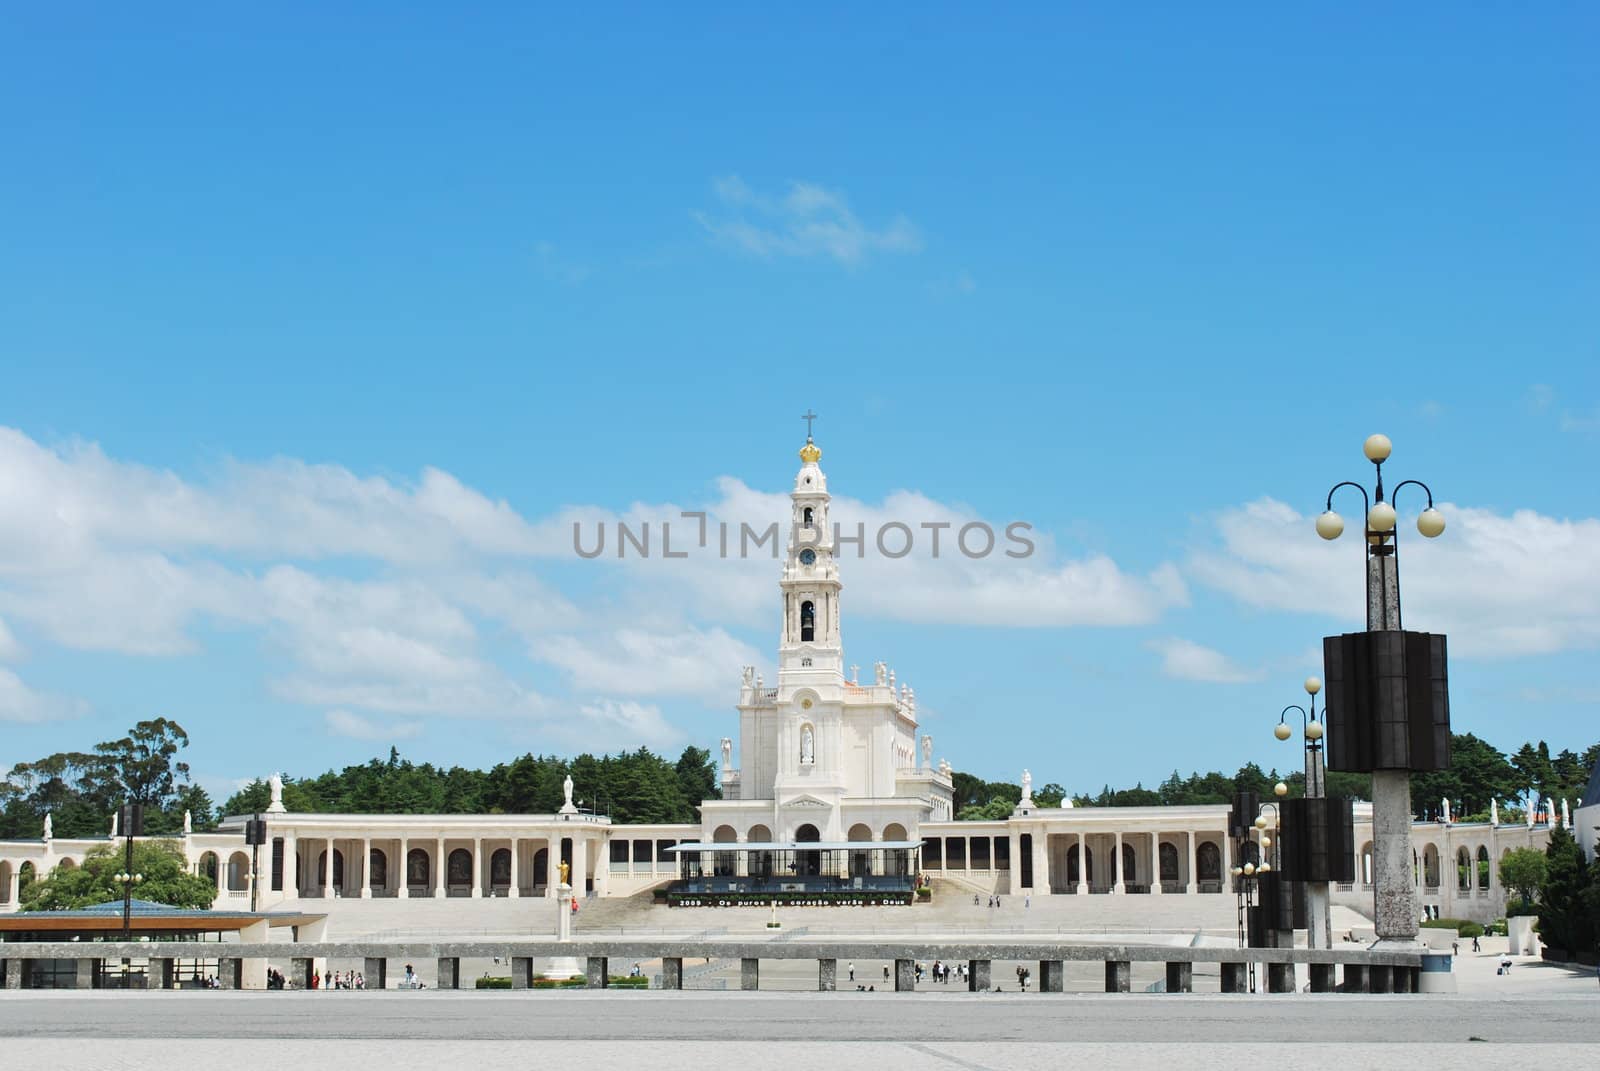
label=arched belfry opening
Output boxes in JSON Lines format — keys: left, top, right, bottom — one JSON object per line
{"left": 800, "top": 600, "right": 815, "bottom": 641}
{"left": 802, "top": 506, "right": 814, "bottom": 526}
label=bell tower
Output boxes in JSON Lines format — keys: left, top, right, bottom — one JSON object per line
{"left": 779, "top": 412, "right": 843, "bottom": 678}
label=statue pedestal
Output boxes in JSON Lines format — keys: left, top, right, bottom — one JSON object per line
{"left": 542, "top": 883, "right": 582, "bottom": 980}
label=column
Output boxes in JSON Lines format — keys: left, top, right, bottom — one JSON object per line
{"left": 573, "top": 837, "right": 588, "bottom": 895}
{"left": 596, "top": 840, "right": 610, "bottom": 897}
{"left": 434, "top": 837, "right": 445, "bottom": 897}
{"left": 398, "top": 837, "right": 409, "bottom": 898}
{"left": 360, "top": 837, "right": 371, "bottom": 898}
{"left": 1031, "top": 832, "right": 1050, "bottom": 896}
{"left": 870, "top": 831, "right": 883, "bottom": 877}
{"left": 586, "top": 956, "right": 610, "bottom": 988}
{"left": 509, "top": 838, "right": 520, "bottom": 898}
{"left": 1150, "top": 835, "right": 1164, "bottom": 894}
{"left": 282, "top": 834, "right": 297, "bottom": 898}
{"left": 740, "top": 958, "right": 759, "bottom": 991}
{"left": 1075, "top": 833, "right": 1087, "bottom": 894}
{"left": 1221, "top": 835, "right": 1232, "bottom": 888}
{"left": 1112, "top": 831, "right": 1125, "bottom": 893}
{"left": 323, "top": 837, "right": 334, "bottom": 897}
{"left": 735, "top": 834, "right": 749, "bottom": 877}
{"left": 1104, "top": 960, "right": 1130, "bottom": 992}
{"left": 471, "top": 836, "right": 483, "bottom": 898}
{"left": 545, "top": 839, "right": 557, "bottom": 898}
{"left": 1186, "top": 831, "right": 1198, "bottom": 894}
{"left": 818, "top": 958, "right": 836, "bottom": 991}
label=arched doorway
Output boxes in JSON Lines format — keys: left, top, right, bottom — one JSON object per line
{"left": 406, "top": 848, "right": 430, "bottom": 891}
{"left": 227, "top": 851, "right": 250, "bottom": 891}
{"left": 883, "top": 823, "right": 909, "bottom": 878}
{"left": 198, "top": 851, "right": 219, "bottom": 884}
{"left": 1158, "top": 842, "right": 1179, "bottom": 885}
{"left": 1067, "top": 844, "right": 1094, "bottom": 885}
{"left": 1456, "top": 847, "right": 1471, "bottom": 891}
{"left": 1476, "top": 846, "right": 1490, "bottom": 890}
{"left": 447, "top": 848, "right": 472, "bottom": 893}
{"left": 0, "top": 860, "right": 11, "bottom": 904}
{"left": 1422, "top": 844, "right": 1440, "bottom": 888}
{"left": 847, "top": 823, "right": 872, "bottom": 879}
{"left": 747, "top": 825, "right": 773, "bottom": 878}
{"left": 1196, "top": 841, "right": 1221, "bottom": 884}
{"left": 1120, "top": 842, "right": 1137, "bottom": 887}
{"left": 795, "top": 823, "right": 821, "bottom": 877}
{"left": 712, "top": 825, "right": 737, "bottom": 877}
{"left": 369, "top": 848, "right": 388, "bottom": 892}
{"left": 490, "top": 848, "right": 512, "bottom": 892}
{"left": 18, "top": 861, "right": 36, "bottom": 898}
{"left": 533, "top": 848, "right": 549, "bottom": 889}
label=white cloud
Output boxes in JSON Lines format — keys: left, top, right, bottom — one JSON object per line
{"left": 561, "top": 699, "right": 681, "bottom": 753}
{"left": 539, "top": 626, "right": 764, "bottom": 701}
{"left": 0, "top": 668, "right": 86, "bottom": 723}
{"left": 695, "top": 175, "right": 922, "bottom": 265}
{"left": 324, "top": 709, "right": 423, "bottom": 742}
{"left": 1147, "top": 637, "right": 1265, "bottom": 684}
{"left": 0, "top": 617, "right": 19, "bottom": 660}
{"left": 1190, "top": 497, "right": 1600, "bottom": 658}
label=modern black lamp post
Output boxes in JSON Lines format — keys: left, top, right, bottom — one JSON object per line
{"left": 244, "top": 814, "right": 268, "bottom": 912}
{"left": 1274, "top": 676, "right": 1333, "bottom": 947}
{"left": 111, "top": 802, "right": 145, "bottom": 939}
{"left": 1315, "top": 433, "right": 1450, "bottom": 948}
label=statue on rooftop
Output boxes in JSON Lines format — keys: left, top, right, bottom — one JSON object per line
{"left": 43, "top": 813, "right": 52, "bottom": 841}
{"left": 267, "top": 772, "right": 286, "bottom": 814}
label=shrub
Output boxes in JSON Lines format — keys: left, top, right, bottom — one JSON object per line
{"left": 1421, "top": 917, "right": 1484, "bottom": 938}
{"left": 915, "top": 886, "right": 932, "bottom": 901}
{"left": 475, "top": 976, "right": 513, "bottom": 989}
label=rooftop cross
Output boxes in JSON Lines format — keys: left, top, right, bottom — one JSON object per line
{"left": 801, "top": 409, "right": 817, "bottom": 439}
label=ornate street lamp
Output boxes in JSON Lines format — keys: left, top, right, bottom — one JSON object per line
{"left": 114, "top": 802, "right": 145, "bottom": 939}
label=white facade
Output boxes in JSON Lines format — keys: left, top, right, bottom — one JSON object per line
{"left": 0, "top": 433, "right": 1568, "bottom": 926}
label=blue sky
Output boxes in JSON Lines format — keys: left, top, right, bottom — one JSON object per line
{"left": 1, "top": 6, "right": 1596, "bottom": 805}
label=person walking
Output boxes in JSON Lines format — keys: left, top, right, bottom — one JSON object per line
{"left": 883, "top": 963, "right": 890, "bottom": 983}
{"left": 1472, "top": 934, "right": 1481, "bottom": 952}
{"left": 848, "top": 961, "right": 855, "bottom": 982}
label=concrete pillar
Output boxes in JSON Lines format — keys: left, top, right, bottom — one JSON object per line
{"left": 364, "top": 957, "right": 387, "bottom": 990}
{"left": 1075, "top": 834, "right": 1087, "bottom": 894}
{"left": 284, "top": 834, "right": 298, "bottom": 898}
{"left": 217, "top": 958, "right": 242, "bottom": 990}
{"left": 471, "top": 836, "right": 483, "bottom": 898}
{"left": 1267, "top": 963, "right": 1295, "bottom": 993}
{"left": 967, "top": 959, "right": 990, "bottom": 992}
{"left": 397, "top": 837, "right": 408, "bottom": 898}
{"left": 75, "top": 957, "right": 97, "bottom": 990}
{"left": 662, "top": 957, "right": 683, "bottom": 989}
{"left": 1150, "top": 834, "right": 1164, "bottom": 894}
{"left": 1112, "top": 831, "right": 1125, "bottom": 893}
{"left": 1309, "top": 963, "right": 1336, "bottom": 992}
{"left": 291, "top": 957, "right": 315, "bottom": 989}
{"left": 323, "top": 837, "right": 335, "bottom": 897}
{"left": 1369, "top": 964, "right": 1393, "bottom": 993}
{"left": 238, "top": 918, "right": 269, "bottom": 989}
{"left": 150, "top": 957, "right": 175, "bottom": 990}
{"left": 586, "top": 956, "right": 609, "bottom": 988}
{"left": 573, "top": 837, "right": 588, "bottom": 895}
{"left": 434, "top": 836, "right": 445, "bottom": 897}
{"left": 509, "top": 838, "right": 520, "bottom": 898}
{"left": 1342, "top": 964, "right": 1369, "bottom": 993}
{"left": 361, "top": 838, "right": 371, "bottom": 898}
{"left": 1393, "top": 965, "right": 1415, "bottom": 994}
{"left": 1104, "top": 960, "right": 1131, "bottom": 992}
{"left": 1031, "top": 834, "right": 1050, "bottom": 896}
{"left": 894, "top": 958, "right": 914, "bottom": 992}
{"left": 1165, "top": 961, "right": 1192, "bottom": 993}
{"left": 1039, "top": 960, "right": 1063, "bottom": 992}
{"left": 3, "top": 958, "right": 23, "bottom": 989}
{"left": 740, "top": 958, "right": 759, "bottom": 991}
{"left": 1220, "top": 962, "right": 1248, "bottom": 993}
{"left": 1186, "top": 832, "right": 1198, "bottom": 894}
{"left": 436, "top": 957, "right": 460, "bottom": 990}
{"left": 510, "top": 957, "right": 533, "bottom": 989}
{"left": 818, "top": 958, "right": 836, "bottom": 991}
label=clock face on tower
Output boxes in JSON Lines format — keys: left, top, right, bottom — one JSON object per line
{"left": 799, "top": 549, "right": 816, "bottom": 565}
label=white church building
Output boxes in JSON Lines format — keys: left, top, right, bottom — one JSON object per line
{"left": 0, "top": 431, "right": 1565, "bottom": 924}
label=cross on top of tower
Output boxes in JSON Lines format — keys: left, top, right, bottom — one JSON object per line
{"left": 801, "top": 409, "right": 818, "bottom": 440}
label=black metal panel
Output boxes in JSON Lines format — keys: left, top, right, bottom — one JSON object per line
{"left": 1280, "top": 798, "right": 1355, "bottom": 884}
{"left": 1322, "top": 630, "right": 1451, "bottom": 772}
{"left": 1255, "top": 872, "right": 1306, "bottom": 932}
{"left": 1228, "top": 790, "right": 1260, "bottom": 840}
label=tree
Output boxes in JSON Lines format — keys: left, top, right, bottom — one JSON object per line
{"left": 1034, "top": 782, "right": 1066, "bottom": 808}
{"left": 1537, "top": 827, "right": 1595, "bottom": 957}
{"left": 18, "top": 840, "right": 217, "bottom": 912}
{"left": 1497, "top": 847, "right": 1548, "bottom": 911}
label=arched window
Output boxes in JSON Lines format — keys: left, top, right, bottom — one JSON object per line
{"left": 1423, "top": 844, "right": 1440, "bottom": 888}
{"left": 1159, "top": 842, "right": 1179, "bottom": 884}
{"left": 18, "top": 861, "right": 36, "bottom": 897}
{"left": 533, "top": 848, "right": 548, "bottom": 887}
{"left": 800, "top": 600, "right": 815, "bottom": 642}
{"left": 490, "top": 849, "right": 512, "bottom": 888}
{"left": 712, "top": 826, "right": 737, "bottom": 877}
{"left": 1121, "top": 843, "right": 1137, "bottom": 886}
{"left": 406, "top": 848, "right": 430, "bottom": 888}
{"left": 1476, "top": 845, "right": 1490, "bottom": 890}
{"left": 0, "top": 861, "right": 11, "bottom": 904}
{"left": 317, "top": 850, "right": 345, "bottom": 890}
{"left": 198, "top": 851, "right": 219, "bottom": 883}
{"left": 748, "top": 824, "right": 773, "bottom": 878}
{"left": 448, "top": 848, "right": 473, "bottom": 887}
{"left": 883, "top": 822, "right": 909, "bottom": 877}
{"left": 1196, "top": 842, "right": 1220, "bottom": 883}
{"left": 369, "top": 849, "right": 388, "bottom": 890}
{"left": 1456, "top": 847, "right": 1471, "bottom": 891}
{"left": 802, "top": 507, "right": 814, "bottom": 526}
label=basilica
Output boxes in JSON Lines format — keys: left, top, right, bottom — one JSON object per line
{"left": 0, "top": 432, "right": 1563, "bottom": 925}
